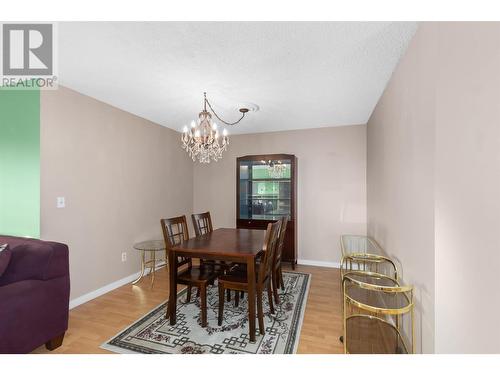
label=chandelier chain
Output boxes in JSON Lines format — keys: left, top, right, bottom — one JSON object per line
{"left": 204, "top": 94, "right": 246, "bottom": 126}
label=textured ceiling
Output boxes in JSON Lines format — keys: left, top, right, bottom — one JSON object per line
{"left": 58, "top": 22, "right": 417, "bottom": 134}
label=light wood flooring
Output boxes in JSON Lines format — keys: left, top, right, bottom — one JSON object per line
{"left": 32, "top": 264, "right": 343, "bottom": 354}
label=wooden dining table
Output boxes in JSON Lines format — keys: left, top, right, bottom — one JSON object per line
{"left": 167, "top": 228, "right": 266, "bottom": 342}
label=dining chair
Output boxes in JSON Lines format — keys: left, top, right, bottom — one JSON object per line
{"left": 191, "top": 211, "right": 215, "bottom": 267}
{"left": 191, "top": 211, "right": 213, "bottom": 236}
{"left": 161, "top": 215, "right": 221, "bottom": 327}
{"left": 228, "top": 217, "right": 287, "bottom": 307}
{"left": 217, "top": 220, "right": 281, "bottom": 335}
{"left": 272, "top": 216, "right": 288, "bottom": 304}
{"left": 192, "top": 211, "right": 232, "bottom": 302}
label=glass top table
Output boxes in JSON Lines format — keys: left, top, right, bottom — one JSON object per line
{"left": 133, "top": 240, "right": 166, "bottom": 252}
{"left": 132, "top": 240, "right": 167, "bottom": 288}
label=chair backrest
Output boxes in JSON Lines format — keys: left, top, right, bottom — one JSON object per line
{"left": 258, "top": 220, "right": 282, "bottom": 284}
{"left": 160, "top": 215, "right": 191, "bottom": 268}
{"left": 191, "top": 212, "right": 213, "bottom": 237}
{"left": 273, "top": 216, "right": 288, "bottom": 268}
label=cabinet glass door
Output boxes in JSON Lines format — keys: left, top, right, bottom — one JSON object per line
{"left": 239, "top": 158, "right": 292, "bottom": 220}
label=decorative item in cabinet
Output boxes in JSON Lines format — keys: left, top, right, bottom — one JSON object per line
{"left": 236, "top": 154, "right": 297, "bottom": 268}
{"left": 342, "top": 271, "right": 414, "bottom": 354}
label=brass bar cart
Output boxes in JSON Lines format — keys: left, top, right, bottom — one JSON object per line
{"left": 339, "top": 235, "right": 400, "bottom": 345}
{"left": 342, "top": 271, "right": 414, "bottom": 354}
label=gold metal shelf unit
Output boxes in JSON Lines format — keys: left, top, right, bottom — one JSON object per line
{"left": 339, "top": 235, "right": 415, "bottom": 354}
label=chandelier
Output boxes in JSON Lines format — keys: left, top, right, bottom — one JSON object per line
{"left": 181, "top": 92, "right": 249, "bottom": 163}
{"left": 262, "top": 159, "right": 287, "bottom": 178}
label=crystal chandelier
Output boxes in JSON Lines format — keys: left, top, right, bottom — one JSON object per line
{"left": 262, "top": 159, "right": 287, "bottom": 178}
{"left": 181, "top": 92, "right": 249, "bottom": 163}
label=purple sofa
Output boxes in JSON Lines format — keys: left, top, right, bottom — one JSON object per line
{"left": 0, "top": 235, "right": 70, "bottom": 353}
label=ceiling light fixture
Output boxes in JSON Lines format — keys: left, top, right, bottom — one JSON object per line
{"left": 181, "top": 92, "right": 250, "bottom": 163}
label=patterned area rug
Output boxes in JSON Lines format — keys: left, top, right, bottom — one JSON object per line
{"left": 101, "top": 271, "right": 310, "bottom": 354}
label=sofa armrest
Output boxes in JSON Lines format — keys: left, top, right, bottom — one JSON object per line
{"left": 39, "top": 241, "right": 69, "bottom": 280}
{"left": 0, "top": 237, "right": 69, "bottom": 286}
{"left": 0, "top": 277, "right": 70, "bottom": 353}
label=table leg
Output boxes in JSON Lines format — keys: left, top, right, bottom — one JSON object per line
{"left": 132, "top": 250, "right": 145, "bottom": 285}
{"left": 247, "top": 257, "right": 256, "bottom": 342}
{"left": 168, "top": 250, "right": 177, "bottom": 325}
{"left": 150, "top": 250, "right": 156, "bottom": 288}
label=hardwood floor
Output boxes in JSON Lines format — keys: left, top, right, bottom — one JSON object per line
{"left": 32, "top": 264, "right": 344, "bottom": 354}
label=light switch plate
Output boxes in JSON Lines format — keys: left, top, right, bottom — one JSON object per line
{"left": 57, "top": 197, "right": 65, "bottom": 208}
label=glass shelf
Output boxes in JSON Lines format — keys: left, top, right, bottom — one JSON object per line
{"left": 345, "top": 271, "right": 400, "bottom": 288}
{"left": 340, "top": 235, "right": 399, "bottom": 280}
{"left": 341, "top": 234, "right": 384, "bottom": 257}
{"left": 343, "top": 271, "right": 412, "bottom": 314}
{"left": 345, "top": 284, "right": 412, "bottom": 315}
{"left": 346, "top": 315, "right": 408, "bottom": 354}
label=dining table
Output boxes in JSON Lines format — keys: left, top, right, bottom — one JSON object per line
{"left": 167, "top": 227, "right": 266, "bottom": 342}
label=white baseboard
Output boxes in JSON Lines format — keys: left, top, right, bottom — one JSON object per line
{"left": 297, "top": 259, "right": 340, "bottom": 268}
{"left": 69, "top": 262, "right": 166, "bottom": 310}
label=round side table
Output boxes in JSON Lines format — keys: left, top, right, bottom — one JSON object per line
{"left": 132, "top": 240, "right": 167, "bottom": 288}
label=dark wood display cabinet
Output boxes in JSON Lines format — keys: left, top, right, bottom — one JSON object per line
{"left": 236, "top": 154, "right": 297, "bottom": 268}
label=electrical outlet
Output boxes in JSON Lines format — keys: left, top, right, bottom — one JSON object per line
{"left": 121, "top": 252, "right": 127, "bottom": 262}
{"left": 56, "top": 197, "right": 65, "bottom": 208}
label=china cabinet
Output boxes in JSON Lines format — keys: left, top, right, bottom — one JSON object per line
{"left": 236, "top": 154, "right": 297, "bottom": 268}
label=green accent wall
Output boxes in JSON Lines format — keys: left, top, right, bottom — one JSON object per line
{"left": 0, "top": 88, "right": 40, "bottom": 238}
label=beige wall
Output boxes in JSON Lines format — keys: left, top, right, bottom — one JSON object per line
{"left": 193, "top": 125, "right": 367, "bottom": 265}
{"left": 367, "top": 23, "right": 437, "bottom": 354}
{"left": 368, "top": 22, "right": 500, "bottom": 354}
{"left": 434, "top": 23, "right": 500, "bottom": 353}
{"left": 40, "top": 86, "right": 193, "bottom": 300}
